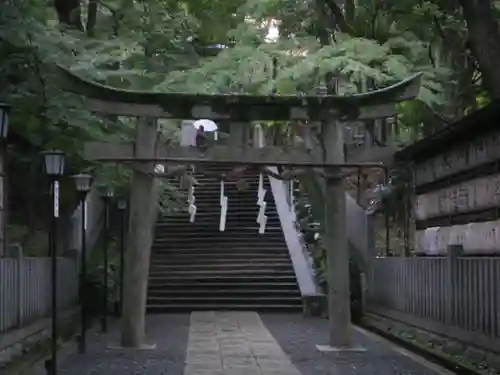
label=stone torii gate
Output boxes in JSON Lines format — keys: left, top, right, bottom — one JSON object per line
{"left": 58, "top": 67, "right": 421, "bottom": 350}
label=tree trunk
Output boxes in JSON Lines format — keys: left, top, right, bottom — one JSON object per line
{"left": 121, "top": 117, "right": 158, "bottom": 347}
{"left": 86, "top": 0, "right": 98, "bottom": 37}
{"left": 458, "top": 0, "right": 500, "bottom": 98}
{"left": 344, "top": 0, "right": 355, "bottom": 24}
{"left": 54, "top": 0, "right": 84, "bottom": 31}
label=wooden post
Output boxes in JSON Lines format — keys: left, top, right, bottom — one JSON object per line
{"left": 0, "top": 146, "right": 6, "bottom": 256}
{"left": 384, "top": 167, "right": 390, "bottom": 256}
{"left": 229, "top": 122, "right": 245, "bottom": 147}
{"left": 16, "top": 245, "right": 23, "bottom": 327}
{"left": 120, "top": 117, "right": 158, "bottom": 348}
{"left": 446, "top": 244, "right": 462, "bottom": 327}
{"left": 365, "top": 213, "right": 376, "bottom": 301}
{"left": 323, "top": 120, "right": 352, "bottom": 348}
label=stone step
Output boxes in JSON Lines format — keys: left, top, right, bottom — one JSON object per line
{"left": 153, "top": 224, "right": 283, "bottom": 231}
{"left": 150, "top": 256, "right": 291, "bottom": 265}
{"left": 152, "top": 232, "right": 284, "bottom": 240}
{"left": 157, "top": 211, "right": 279, "bottom": 219}
{"left": 158, "top": 218, "right": 281, "bottom": 225}
{"left": 147, "top": 176, "right": 301, "bottom": 313}
{"left": 147, "top": 289, "right": 300, "bottom": 297}
{"left": 149, "top": 262, "right": 293, "bottom": 272}
{"left": 168, "top": 211, "right": 278, "bottom": 218}
{"left": 152, "top": 237, "right": 285, "bottom": 244}
{"left": 146, "top": 303, "right": 302, "bottom": 313}
{"left": 162, "top": 206, "right": 278, "bottom": 213}
{"left": 152, "top": 249, "right": 288, "bottom": 256}
{"left": 154, "top": 225, "right": 282, "bottom": 231}
{"left": 148, "top": 269, "right": 295, "bottom": 277}
{"left": 146, "top": 296, "right": 302, "bottom": 305}
{"left": 151, "top": 247, "right": 289, "bottom": 255}
{"left": 147, "top": 281, "right": 298, "bottom": 290}
{"left": 178, "top": 184, "right": 268, "bottom": 191}
{"left": 148, "top": 275, "right": 297, "bottom": 283}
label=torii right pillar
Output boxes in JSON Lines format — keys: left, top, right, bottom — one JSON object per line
{"left": 317, "top": 118, "right": 364, "bottom": 352}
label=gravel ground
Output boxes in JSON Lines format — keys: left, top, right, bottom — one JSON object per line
{"left": 32, "top": 314, "right": 190, "bottom": 375}
{"left": 260, "top": 314, "right": 441, "bottom": 375}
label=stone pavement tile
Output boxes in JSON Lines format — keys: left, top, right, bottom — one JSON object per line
{"left": 217, "top": 332, "right": 247, "bottom": 339}
{"left": 261, "top": 370, "right": 302, "bottom": 375}
{"left": 185, "top": 312, "right": 304, "bottom": 375}
{"left": 218, "top": 336, "right": 248, "bottom": 344}
{"left": 192, "top": 311, "right": 215, "bottom": 319}
{"left": 185, "top": 354, "right": 221, "bottom": 367}
{"left": 184, "top": 369, "right": 223, "bottom": 375}
{"left": 222, "top": 366, "right": 263, "bottom": 375}
{"left": 223, "top": 356, "right": 258, "bottom": 367}
{"left": 187, "top": 348, "right": 220, "bottom": 355}
{"left": 220, "top": 343, "right": 250, "bottom": 352}
{"left": 184, "top": 362, "right": 222, "bottom": 372}
{"left": 250, "top": 343, "right": 287, "bottom": 358}
{"left": 186, "top": 349, "right": 220, "bottom": 358}
{"left": 256, "top": 359, "right": 293, "bottom": 370}
{"left": 220, "top": 350, "right": 253, "bottom": 360}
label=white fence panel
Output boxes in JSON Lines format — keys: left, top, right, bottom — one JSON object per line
{"left": 0, "top": 256, "right": 78, "bottom": 334}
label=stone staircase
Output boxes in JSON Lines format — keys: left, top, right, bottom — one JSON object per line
{"left": 146, "top": 166, "right": 303, "bottom": 312}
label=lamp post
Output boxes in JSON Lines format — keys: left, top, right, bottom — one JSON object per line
{"left": 100, "top": 186, "right": 113, "bottom": 333}
{"left": 71, "top": 173, "right": 92, "bottom": 354}
{"left": 117, "top": 197, "right": 127, "bottom": 315}
{"left": 0, "top": 103, "right": 10, "bottom": 257}
{"left": 41, "top": 150, "right": 65, "bottom": 375}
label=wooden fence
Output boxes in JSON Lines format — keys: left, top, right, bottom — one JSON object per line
{"left": 367, "top": 257, "right": 500, "bottom": 352}
{"left": 0, "top": 256, "right": 78, "bottom": 334}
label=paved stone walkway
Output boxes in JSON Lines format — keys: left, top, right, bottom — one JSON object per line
{"left": 24, "top": 312, "right": 444, "bottom": 375}
{"left": 184, "top": 312, "right": 301, "bottom": 375}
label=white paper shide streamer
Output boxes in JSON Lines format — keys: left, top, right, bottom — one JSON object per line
{"left": 256, "top": 173, "right": 268, "bottom": 234}
{"left": 219, "top": 180, "right": 228, "bottom": 231}
{"left": 187, "top": 181, "right": 196, "bottom": 223}
{"left": 254, "top": 124, "right": 267, "bottom": 234}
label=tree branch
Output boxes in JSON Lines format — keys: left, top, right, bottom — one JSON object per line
{"left": 321, "top": 0, "right": 354, "bottom": 34}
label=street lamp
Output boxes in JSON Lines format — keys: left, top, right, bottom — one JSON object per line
{"left": 100, "top": 185, "right": 114, "bottom": 333}
{"left": 71, "top": 173, "right": 93, "bottom": 354}
{"left": 41, "top": 150, "right": 65, "bottom": 375}
{"left": 0, "top": 103, "right": 10, "bottom": 257}
{"left": 117, "top": 197, "right": 127, "bottom": 315}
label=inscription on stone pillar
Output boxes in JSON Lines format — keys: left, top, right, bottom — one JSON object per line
{"left": 416, "top": 172, "right": 500, "bottom": 220}
{"left": 414, "top": 129, "right": 500, "bottom": 186}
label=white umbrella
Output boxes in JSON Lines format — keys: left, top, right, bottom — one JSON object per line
{"left": 193, "top": 119, "right": 218, "bottom": 132}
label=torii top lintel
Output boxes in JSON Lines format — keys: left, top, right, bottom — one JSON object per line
{"left": 58, "top": 66, "right": 422, "bottom": 121}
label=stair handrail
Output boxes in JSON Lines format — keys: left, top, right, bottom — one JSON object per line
{"left": 267, "top": 166, "right": 322, "bottom": 297}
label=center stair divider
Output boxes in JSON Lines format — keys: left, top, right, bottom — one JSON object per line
{"left": 146, "top": 165, "right": 303, "bottom": 312}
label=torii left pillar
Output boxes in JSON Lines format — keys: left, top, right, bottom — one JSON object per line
{"left": 119, "top": 117, "right": 158, "bottom": 349}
